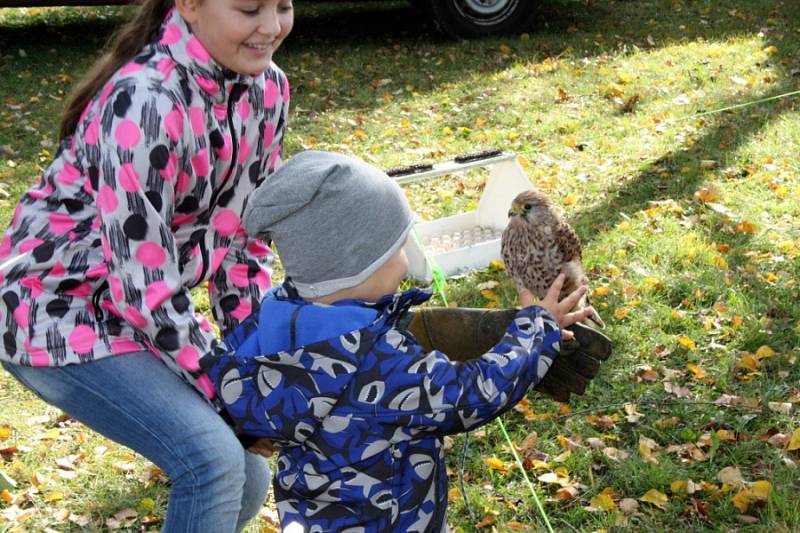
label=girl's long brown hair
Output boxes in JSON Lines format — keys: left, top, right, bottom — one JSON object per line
{"left": 59, "top": 0, "right": 174, "bottom": 141}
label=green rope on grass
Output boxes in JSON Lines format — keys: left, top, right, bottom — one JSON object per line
{"left": 496, "top": 417, "right": 555, "bottom": 533}
{"left": 673, "top": 89, "right": 800, "bottom": 122}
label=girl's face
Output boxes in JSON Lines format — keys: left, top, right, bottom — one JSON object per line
{"left": 178, "top": 0, "right": 294, "bottom": 75}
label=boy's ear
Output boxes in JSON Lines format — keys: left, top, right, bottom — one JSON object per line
{"left": 175, "top": 0, "right": 202, "bottom": 25}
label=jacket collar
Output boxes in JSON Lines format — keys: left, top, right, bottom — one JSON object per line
{"left": 277, "top": 278, "right": 433, "bottom": 323}
{"left": 157, "top": 8, "right": 261, "bottom": 104}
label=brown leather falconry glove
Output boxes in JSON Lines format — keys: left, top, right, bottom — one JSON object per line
{"left": 402, "top": 307, "right": 613, "bottom": 403}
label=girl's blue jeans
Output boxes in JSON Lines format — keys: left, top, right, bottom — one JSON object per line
{"left": 2, "top": 351, "right": 270, "bottom": 533}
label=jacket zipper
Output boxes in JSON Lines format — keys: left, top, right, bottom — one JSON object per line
{"left": 196, "top": 82, "right": 247, "bottom": 285}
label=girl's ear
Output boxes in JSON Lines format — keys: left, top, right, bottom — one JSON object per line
{"left": 175, "top": 0, "right": 201, "bottom": 25}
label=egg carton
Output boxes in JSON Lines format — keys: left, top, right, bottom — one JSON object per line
{"left": 391, "top": 150, "right": 533, "bottom": 282}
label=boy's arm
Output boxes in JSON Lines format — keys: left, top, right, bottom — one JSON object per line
{"left": 366, "top": 305, "right": 560, "bottom": 436}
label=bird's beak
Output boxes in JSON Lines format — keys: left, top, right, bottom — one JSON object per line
{"left": 508, "top": 203, "right": 522, "bottom": 218}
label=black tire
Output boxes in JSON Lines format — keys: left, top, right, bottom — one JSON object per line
{"left": 430, "top": 0, "right": 537, "bottom": 38}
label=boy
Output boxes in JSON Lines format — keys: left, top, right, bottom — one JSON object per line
{"left": 201, "top": 151, "right": 597, "bottom": 532}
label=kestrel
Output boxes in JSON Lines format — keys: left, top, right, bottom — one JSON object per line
{"left": 501, "top": 190, "right": 605, "bottom": 328}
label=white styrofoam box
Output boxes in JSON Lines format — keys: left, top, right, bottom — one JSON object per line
{"left": 402, "top": 152, "right": 533, "bottom": 282}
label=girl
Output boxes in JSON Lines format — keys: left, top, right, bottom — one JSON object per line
{"left": 0, "top": 0, "right": 293, "bottom": 530}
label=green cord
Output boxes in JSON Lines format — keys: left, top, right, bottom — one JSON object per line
{"left": 497, "top": 417, "right": 556, "bottom": 533}
{"left": 431, "top": 262, "right": 449, "bottom": 307}
{"left": 673, "top": 89, "right": 800, "bottom": 122}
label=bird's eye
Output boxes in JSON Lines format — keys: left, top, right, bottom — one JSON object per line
{"left": 524, "top": 204, "right": 532, "bottom": 211}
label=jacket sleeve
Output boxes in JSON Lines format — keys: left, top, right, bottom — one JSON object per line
{"left": 89, "top": 86, "right": 218, "bottom": 398}
{"left": 209, "top": 67, "right": 289, "bottom": 336}
{"left": 364, "top": 306, "right": 561, "bottom": 437}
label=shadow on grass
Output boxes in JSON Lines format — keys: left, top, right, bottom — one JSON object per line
{"left": 568, "top": 88, "right": 797, "bottom": 239}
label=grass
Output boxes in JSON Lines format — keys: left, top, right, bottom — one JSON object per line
{"left": 2, "top": 0, "right": 800, "bottom": 531}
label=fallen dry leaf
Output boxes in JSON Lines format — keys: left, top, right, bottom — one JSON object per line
{"left": 640, "top": 489, "right": 669, "bottom": 509}
{"left": 787, "top": 429, "right": 800, "bottom": 451}
{"left": 718, "top": 466, "right": 747, "bottom": 489}
{"left": 475, "top": 513, "right": 497, "bottom": 529}
{"left": 767, "top": 402, "right": 792, "bottom": 415}
{"left": 639, "top": 436, "right": 660, "bottom": 464}
{"left": 587, "top": 491, "right": 616, "bottom": 512}
{"left": 619, "top": 497, "right": 639, "bottom": 514}
{"left": 483, "top": 456, "right": 510, "bottom": 474}
{"left": 677, "top": 335, "right": 696, "bottom": 352}
{"left": 623, "top": 403, "right": 644, "bottom": 423}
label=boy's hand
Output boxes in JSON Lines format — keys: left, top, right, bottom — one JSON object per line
{"left": 526, "top": 273, "right": 595, "bottom": 341}
{"left": 248, "top": 438, "right": 276, "bottom": 458}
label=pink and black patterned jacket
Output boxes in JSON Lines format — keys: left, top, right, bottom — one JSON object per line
{"left": 0, "top": 8, "right": 290, "bottom": 399}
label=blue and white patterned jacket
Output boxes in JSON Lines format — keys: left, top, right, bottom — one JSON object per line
{"left": 202, "top": 280, "right": 561, "bottom": 532}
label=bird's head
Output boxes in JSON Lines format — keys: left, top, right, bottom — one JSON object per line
{"left": 508, "top": 190, "right": 552, "bottom": 221}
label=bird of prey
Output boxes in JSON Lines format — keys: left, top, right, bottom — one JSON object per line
{"left": 501, "top": 190, "right": 605, "bottom": 328}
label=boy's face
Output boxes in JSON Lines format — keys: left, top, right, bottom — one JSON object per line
{"left": 379, "top": 248, "right": 409, "bottom": 296}
{"left": 358, "top": 247, "right": 409, "bottom": 303}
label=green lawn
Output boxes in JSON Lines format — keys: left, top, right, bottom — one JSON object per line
{"left": 1, "top": 1, "right": 799, "bottom": 531}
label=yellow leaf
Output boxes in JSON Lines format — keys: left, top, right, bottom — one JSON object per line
{"left": 588, "top": 492, "right": 617, "bottom": 511}
{"left": 736, "top": 353, "right": 760, "bottom": 372}
{"left": 353, "top": 130, "right": 365, "bottom": 139}
{"left": 480, "top": 289, "right": 500, "bottom": 305}
{"left": 786, "top": 429, "right": 800, "bottom": 451}
{"left": 687, "top": 363, "right": 707, "bottom": 380}
{"left": 677, "top": 335, "right": 696, "bottom": 352}
{"left": 640, "top": 489, "right": 669, "bottom": 509}
{"left": 716, "top": 429, "right": 737, "bottom": 441}
{"left": 45, "top": 492, "right": 64, "bottom": 502}
{"left": 731, "top": 489, "right": 753, "bottom": 512}
{"left": 40, "top": 428, "right": 60, "bottom": 440}
{"left": 563, "top": 193, "right": 578, "bottom": 206}
{"left": 714, "top": 256, "right": 729, "bottom": 269}
{"left": 613, "top": 307, "right": 629, "bottom": 320}
{"left": 0, "top": 427, "right": 11, "bottom": 440}
{"left": 763, "top": 45, "right": 778, "bottom": 54}
{"left": 750, "top": 480, "right": 772, "bottom": 500}
{"left": 442, "top": 127, "right": 453, "bottom": 136}
{"left": 483, "top": 456, "right": 509, "bottom": 474}
{"left": 488, "top": 259, "right": 505, "bottom": 271}
{"left": 499, "top": 44, "right": 513, "bottom": 54}
{"left": 0, "top": 489, "right": 12, "bottom": 503}
{"left": 755, "top": 346, "right": 776, "bottom": 359}
{"left": 639, "top": 435, "right": 659, "bottom": 464}
{"left": 617, "top": 72, "right": 636, "bottom": 84}
{"left": 671, "top": 479, "right": 688, "bottom": 495}
{"left": 643, "top": 277, "right": 662, "bottom": 288}
{"left": 593, "top": 286, "right": 612, "bottom": 297}
{"left": 448, "top": 487, "right": 462, "bottom": 500}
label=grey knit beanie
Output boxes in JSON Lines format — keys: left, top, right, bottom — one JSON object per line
{"left": 243, "top": 151, "right": 416, "bottom": 298}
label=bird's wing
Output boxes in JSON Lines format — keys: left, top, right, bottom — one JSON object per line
{"left": 556, "top": 220, "right": 582, "bottom": 261}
